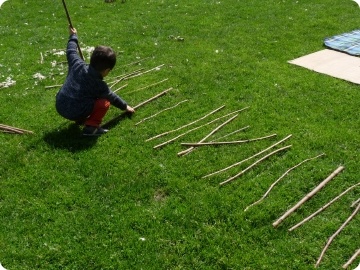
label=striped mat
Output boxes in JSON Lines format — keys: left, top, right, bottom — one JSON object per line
{"left": 324, "top": 29, "right": 360, "bottom": 56}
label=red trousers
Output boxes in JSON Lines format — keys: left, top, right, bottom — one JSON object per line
{"left": 85, "top": 99, "right": 110, "bottom": 127}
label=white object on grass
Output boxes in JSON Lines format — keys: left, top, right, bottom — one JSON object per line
{"left": 0, "top": 262, "right": 8, "bottom": 270}
{"left": 353, "top": 0, "right": 360, "bottom": 8}
{"left": 354, "top": 262, "right": 360, "bottom": 270}
{"left": 0, "top": 0, "right": 7, "bottom": 8}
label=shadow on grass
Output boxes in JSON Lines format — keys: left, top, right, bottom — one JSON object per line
{"left": 101, "top": 111, "right": 133, "bottom": 129}
{"left": 43, "top": 124, "right": 98, "bottom": 152}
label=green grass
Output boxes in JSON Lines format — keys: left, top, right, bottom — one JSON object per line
{"left": 1, "top": 0, "right": 359, "bottom": 269}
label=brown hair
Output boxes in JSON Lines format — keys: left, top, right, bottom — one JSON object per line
{"left": 90, "top": 46, "right": 116, "bottom": 72}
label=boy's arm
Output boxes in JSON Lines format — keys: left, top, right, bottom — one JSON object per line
{"left": 103, "top": 89, "right": 135, "bottom": 113}
{"left": 66, "top": 26, "right": 82, "bottom": 66}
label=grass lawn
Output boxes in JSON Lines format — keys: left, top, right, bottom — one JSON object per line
{"left": 0, "top": 0, "right": 359, "bottom": 269}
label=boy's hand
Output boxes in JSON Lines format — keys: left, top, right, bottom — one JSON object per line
{"left": 69, "top": 25, "right": 77, "bottom": 35}
{"left": 126, "top": 105, "right": 135, "bottom": 113}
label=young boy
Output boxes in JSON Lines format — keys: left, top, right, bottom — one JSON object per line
{"left": 56, "top": 26, "right": 135, "bottom": 136}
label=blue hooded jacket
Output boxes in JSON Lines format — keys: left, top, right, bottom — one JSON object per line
{"left": 56, "top": 34, "right": 127, "bottom": 120}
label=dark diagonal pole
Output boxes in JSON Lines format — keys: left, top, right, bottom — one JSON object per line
{"left": 61, "top": 0, "right": 85, "bottom": 61}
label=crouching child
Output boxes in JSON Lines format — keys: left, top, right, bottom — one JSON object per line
{"left": 56, "top": 26, "right": 135, "bottom": 136}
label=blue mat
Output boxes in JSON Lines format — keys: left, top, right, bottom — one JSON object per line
{"left": 324, "top": 29, "right": 360, "bottom": 56}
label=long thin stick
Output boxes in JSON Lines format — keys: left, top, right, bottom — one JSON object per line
{"left": 245, "top": 153, "right": 325, "bottom": 212}
{"left": 220, "top": 145, "right": 292, "bottom": 186}
{"left": 203, "top": 134, "right": 292, "bottom": 179}
{"left": 125, "top": 79, "right": 169, "bottom": 95}
{"left": 315, "top": 202, "right": 360, "bottom": 267}
{"left": 109, "top": 68, "right": 144, "bottom": 81}
{"left": 342, "top": 248, "right": 360, "bottom": 269}
{"left": 133, "top": 88, "right": 172, "bottom": 109}
{"left": 211, "top": 126, "right": 250, "bottom": 142}
{"left": 135, "top": 99, "right": 188, "bottom": 126}
{"left": 181, "top": 134, "right": 277, "bottom": 147}
{"left": 0, "top": 124, "right": 34, "bottom": 134}
{"left": 153, "top": 108, "right": 244, "bottom": 149}
{"left": 177, "top": 114, "right": 239, "bottom": 156}
{"left": 119, "top": 56, "right": 151, "bottom": 67}
{"left": 351, "top": 198, "right": 360, "bottom": 208}
{"left": 125, "top": 64, "right": 165, "bottom": 80}
{"left": 108, "top": 68, "right": 144, "bottom": 87}
{"left": 272, "top": 166, "right": 345, "bottom": 228}
{"left": 113, "top": 84, "right": 128, "bottom": 93}
{"left": 45, "top": 84, "right": 63, "bottom": 89}
{"left": 101, "top": 88, "right": 172, "bottom": 128}
{"left": 146, "top": 105, "right": 226, "bottom": 141}
{"left": 61, "top": 0, "right": 84, "bottom": 61}
{"left": 289, "top": 182, "right": 360, "bottom": 231}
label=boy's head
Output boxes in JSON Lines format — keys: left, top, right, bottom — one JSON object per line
{"left": 90, "top": 46, "right": 116, "bottom": 74}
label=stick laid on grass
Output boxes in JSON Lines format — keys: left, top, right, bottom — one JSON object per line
{"left": 119, "top": 56, "right": 151, "bottom": 67}
{"left": 211, "top": 126, "right": 250, "bottom": 142}
{"left": 125, "top": 78, "right": 168, "bottom": 95}
{"left": 135, "top": 99, "right": 188, "bottom": 126}
{"left": 289, "top": 182, "right": 360, "bottom": 231}
{"left": 109, "top": 68, "right": 144, "bottom": 81}
{"left": 203, "top": 134, "right": 292, "bottom": 179}
{"left": 351, "top": 198, "right": 360, "bottom": 208}
{"left": 219, "top": 145, "right": 292, "bottom": 186}
{"left": 0, "top": 124, "right": 34, "bottom": 134}
{"left": 113, "top": 84, "right": 128, "bottom": 93}
{"left": 125, "top": 64, "right": 165, "bottom": 80}
{"left": 315, "top": 202, "right": 360, "bottom": 268}
{"left": 181, "top": 134, "right": 277, "bottom": 147}
{"left": 177, "top": 114, "right": 239, "bottom": 156}
{"left": 272, "top": 166, "right": 345, "bottom": 228}
{"left": 245, "top": 153, "right": 325, "bottom": 212}
{"left": 133, "top": 88, "right": 172, "bottom": 109}
{"left": 342, "top": 248, "right": 360, "bottom": 269}
{"left": 101, "top": 88, "right": 172, "bottom": 128}
{"left": 147, "top": 105, "right": 226, "bottom": 141}
{"left": 153, "top": 108, "right": 246, "bottom": 149}
{"left": 108, "top": 68, "right": 144, "bottom": 87}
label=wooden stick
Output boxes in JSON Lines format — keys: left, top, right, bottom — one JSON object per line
{"left": 147, "top": 105, "right": 226, "bottom": 141}
{"left": 45, "top": 84, "right": 63, "bottom": 89}
{"left": 125, "top": 78, "right": 168, "bottom": 95}
{"left": 211, "top": 126, "right": 250, "bottom": 142}
{"left": 113, "top": 84, "right": 128, "bottom": 93}
{"left": 273, "top": 166, "right": 345, "bottom": 228}
{"left": 181, "top": 134, "right": 277, "bottom": 147}
{"left": 289, "top": 181, "right": 360, "bottom": 231}
{"left": 342, "top": 248, "right": 360, "bottom": 269}
{"left": 110, "top": 68, "right": 144, "bottom": 81}
{"left": 148, "top": 106, "right": 249, "bottom": 142}
{"left": 219, "top": 145, "right": 292, "bottom": 186}
{"left": 135, "top": 99, "right": 188, "bottom": 126}
{"left": 133, "top": 88, "right": 172, "bottom": 109}
{"left": 101, "top": 88, "right": 172, "bottom": 128}
{"left": 203, "top": 134, "right": 292, "bottom": 179}
{"left": 119, "top": 56, "right": 151, "bottom": 67}
{"left": 108, "top": 68, "right": 144, "bottom": 87}
{"left": 1, "top": 130, "right": 16, "bottom": 134}
{"left": 351, "top": 198, "right": 360, "bottom": 208}
{"left": 315, "top": 202, "right": 360, "bottom": 267}
{"left": 0, "top": 124, "right": 34, "bottom": 134}
{"left": 177, "top": 114, "right": 239, "bottom": 156}
{"left": 245, "top": 153, "right": 325, "bottom": 212}
{"left": 125, "top": 64, "right": 165, "bottom": 80}
{"left": 153, "top": 108, "right": 245, "bottom": 149}
{"left": 61, "top": 0, "right": 85, "bottom": 61}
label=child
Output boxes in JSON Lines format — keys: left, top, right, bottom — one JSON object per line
{"left": 56, "top": 26, "right": 135, "bottom": 136}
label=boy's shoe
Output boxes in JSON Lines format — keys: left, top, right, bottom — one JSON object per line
{"left": 83, "top": 125, "right": 109, "bottom": 136}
